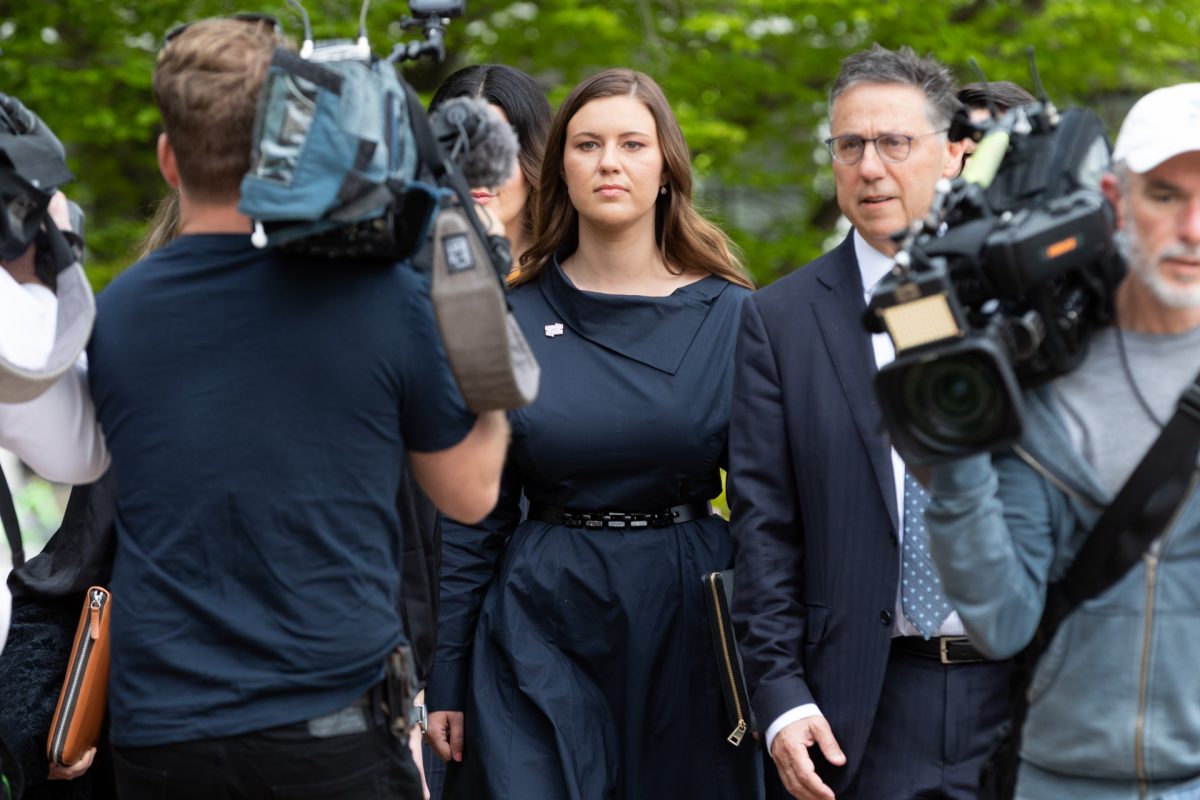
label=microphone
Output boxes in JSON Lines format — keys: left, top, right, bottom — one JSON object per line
{"left": 429, "top": 97, "right": 519, "bottom": 189}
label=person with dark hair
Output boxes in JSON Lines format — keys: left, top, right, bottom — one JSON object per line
{"left": 957, "top": 81, "right": 1037, "bottom": 165}
{"left": 429, "top": 64, "right": 551, "bottom": 263}
{"left": 957, "top": 80, "right": 1037, "bottom": 120}
{"left": 729, "top": 44, "right": 1010, "bottom": 799}
{"left": 84, "top": 17, "right": 509, "bottom": 799}
{"left": 424, "top": 68, "right": 761, "bottom": 799}
{"left": 419, "top": 64, "right": 551, "bottom": 800}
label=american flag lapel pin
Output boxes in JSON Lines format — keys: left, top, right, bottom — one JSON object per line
{"left": 544, "top": 323, "right": 564, "bottom": 338}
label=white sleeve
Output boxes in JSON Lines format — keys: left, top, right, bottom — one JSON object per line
{"left": 764, "top": 703, "right": 824, "bottom": 755}
{"left": 0, "top": 268, "right": 58, "bottom": 368}
{"left": 0, "top": 356, "right": 109, "bottom": 484}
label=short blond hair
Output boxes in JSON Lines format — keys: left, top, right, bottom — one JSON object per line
{"left": 152, "top": 18, "right": 279, "bottom": 202}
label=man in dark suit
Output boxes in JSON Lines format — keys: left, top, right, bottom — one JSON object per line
{"left": 729, "top": 45, "right": 1010, "bottom": 800}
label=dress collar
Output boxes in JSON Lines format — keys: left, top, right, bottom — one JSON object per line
{"left": 537, "top": 249, "right": 729, "bottom": 375}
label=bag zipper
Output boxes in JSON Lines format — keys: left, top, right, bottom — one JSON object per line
{"left": 708, "top": 572, "right": 748, "bottom": 746}
{"left": 49, "top": 588, "right": 106, "bottom": 765}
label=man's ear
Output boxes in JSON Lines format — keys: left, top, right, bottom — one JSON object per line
{"left": 157, "top": 133, "right": 182, "bottom": 190}
{"left": 1101, "top": 172, "right": 1125, "bottom": 231}
{"left": 942, "top": 137, "right": 967, "bottom": 179}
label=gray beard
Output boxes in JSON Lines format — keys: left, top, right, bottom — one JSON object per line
{"left": 1115, "top": 226, "right": 1200, "bottom": 311}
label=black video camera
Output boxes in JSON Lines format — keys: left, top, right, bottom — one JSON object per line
{"left": 865, "top": 97, "right": 1125, "bottom": 465}
{"left": 0, "top": 93, "right": 82, "bottom": 287}
{"left": 0, "top": 93, "right": 96, "bottom": 404}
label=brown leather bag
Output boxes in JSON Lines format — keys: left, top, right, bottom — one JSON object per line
{"left": 45, "top": 586, "right": 111, "bottom": 767}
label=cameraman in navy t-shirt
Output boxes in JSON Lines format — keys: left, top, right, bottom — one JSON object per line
{"left": 86, "top": 19, "right": 509, "bottom": 800}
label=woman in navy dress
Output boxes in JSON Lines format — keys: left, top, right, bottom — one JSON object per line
{"left": 421, "top": 63, "right": 552, "bottom": 800}
{"left": 425, "top": 69, "right": 761, "bottom": 800}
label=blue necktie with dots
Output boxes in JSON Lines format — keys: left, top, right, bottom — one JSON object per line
{"left": 900, "top": 471, "right": 954, "bottom": 639}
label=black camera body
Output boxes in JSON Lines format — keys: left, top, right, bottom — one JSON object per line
{"left": 867, "top": 101, "right": 1125, "bottom": 465}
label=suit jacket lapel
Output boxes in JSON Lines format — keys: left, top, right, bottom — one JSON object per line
{"left": 811, "top": 235, "right": 900, "bottom": 532}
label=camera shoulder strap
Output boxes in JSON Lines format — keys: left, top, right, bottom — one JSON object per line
{"left": 0, "top": 462, "right": 23, "bottom": 569}
{"left": 1042, "top": 369, "right": 1200, "bottom": 636}
{"left": 988, "top": 366, "right": 1200, "bottom": 799}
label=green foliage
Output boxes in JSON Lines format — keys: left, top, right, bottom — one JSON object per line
{"left": 3, "top": 0, "right": 1196, "bottom": 289}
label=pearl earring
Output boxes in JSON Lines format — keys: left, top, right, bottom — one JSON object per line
{"left": 659, "top": 186, "right": 667, "bottom": 196}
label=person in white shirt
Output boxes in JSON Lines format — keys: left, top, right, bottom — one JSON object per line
{"left": 0, "top": 95, "right": 110, "bottom": 659}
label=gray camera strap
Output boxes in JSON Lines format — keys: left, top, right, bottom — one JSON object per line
{"left": 1042, "top": 370, "right": 1200, "bottom": 635}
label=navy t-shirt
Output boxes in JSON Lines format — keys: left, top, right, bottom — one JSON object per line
{"left": 88, "top": 234, "right": 474, "bottom": 746}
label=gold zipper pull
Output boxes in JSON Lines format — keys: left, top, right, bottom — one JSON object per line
{"left": 727, "top": 720, "right": 747, "bottom": 746}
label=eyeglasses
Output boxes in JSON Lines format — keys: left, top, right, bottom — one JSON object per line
{"left": 162, "top": 13, "right": 280, "bottom": 49}
{"left": 824, "top": 129, "right": 949, "bottom": 166}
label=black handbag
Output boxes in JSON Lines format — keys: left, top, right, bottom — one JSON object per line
{"left": 978, "top": 373, "right": 1200, "bottom": 799}
{"left": 0, "top": 467, "right": 117, "bottom": 800}
{"left": 703, "top": 570, "right": 756, "bottom": 747}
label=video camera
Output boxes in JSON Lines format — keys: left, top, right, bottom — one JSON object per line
{"left": 0, "top": 93, "right": 96, "bottom": 403}
{"left": 865, "top": 90, "right": 1125, "bottom": 465}
{"left": 237, "top": 0, "right": 538, "bottom": 412}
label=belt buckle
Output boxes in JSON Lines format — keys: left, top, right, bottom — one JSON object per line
{"left": 939, "top": 636, "right": 968, "bottom": 664}
{"left": 936, "top": 638, "right": 964, "bottom": 662}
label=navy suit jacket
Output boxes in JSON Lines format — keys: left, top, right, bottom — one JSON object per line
{"left": 729, "top": 233, "right": 901, "bottom": 793}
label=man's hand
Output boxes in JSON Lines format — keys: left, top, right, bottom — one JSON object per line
{"left": 426, "top": 710, "right": 465, "bottom": 764}
{"left": 46, "top": 190, "right": 74, "bottom": 236}
{"left": 770, "top": 716, "right": 846, "bottom": 800}
{"left": 0, "top": 191, "right": 73, "bottom": 286}
{"left": 47, "top": 746, "right": 95, "bottom": 781}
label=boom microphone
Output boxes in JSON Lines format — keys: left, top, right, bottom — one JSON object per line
{"left": 429, "top": 97, "right": 519, "bottom": 189}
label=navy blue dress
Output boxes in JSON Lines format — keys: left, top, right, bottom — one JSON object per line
{"left": 427, "top": 257, "right": 762, "bottom": 800}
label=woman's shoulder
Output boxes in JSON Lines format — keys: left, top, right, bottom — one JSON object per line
{"left": 696, "top": 275, "right": 753, "bottom": 307}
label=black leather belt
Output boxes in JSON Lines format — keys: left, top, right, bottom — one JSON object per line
{"left": 892, "top": 635, "right": 988, "bottom": 665}
{"left": 527, "top": 501, "right": 712, "bottom": 529}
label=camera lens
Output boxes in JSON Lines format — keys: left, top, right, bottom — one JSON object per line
{"left": 901, "top": 353, "right": 1007, "bottom": 448}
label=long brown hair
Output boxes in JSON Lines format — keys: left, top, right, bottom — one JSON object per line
{"left": 514, "top": 69, "right": 752, "bottom": 290}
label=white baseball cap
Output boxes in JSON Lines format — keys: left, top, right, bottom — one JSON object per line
{"left": 1112, "top": 83, "right": 1200, "bottom": 173}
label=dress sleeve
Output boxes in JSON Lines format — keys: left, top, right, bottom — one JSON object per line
{"left": 425, "top": 448, "right": 524, "bottom": 711}
{"left": 925, "top": 452, "right": 1064, "bottom": 659}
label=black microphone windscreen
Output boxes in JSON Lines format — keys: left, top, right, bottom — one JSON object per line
{"left": 430, "top": 96, "right": 519, "bottom": 190}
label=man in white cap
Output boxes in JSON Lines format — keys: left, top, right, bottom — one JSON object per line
{"left": 923, "top": 83, "right": 1200, "bottom": 799}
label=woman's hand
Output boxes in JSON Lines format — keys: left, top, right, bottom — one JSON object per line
{"left": 426, "top": 710, "right": 465, "bottom": 763}
{"left": 47, "top": 746, "right": 95, "bottom": 781}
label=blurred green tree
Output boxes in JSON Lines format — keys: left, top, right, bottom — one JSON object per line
{"left": 1, "top": 0, "right": 1195, "bottom": 288}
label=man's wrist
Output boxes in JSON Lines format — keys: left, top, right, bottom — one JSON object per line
{"left": 765, "top": 703, "right": 823, "bottom": 754}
